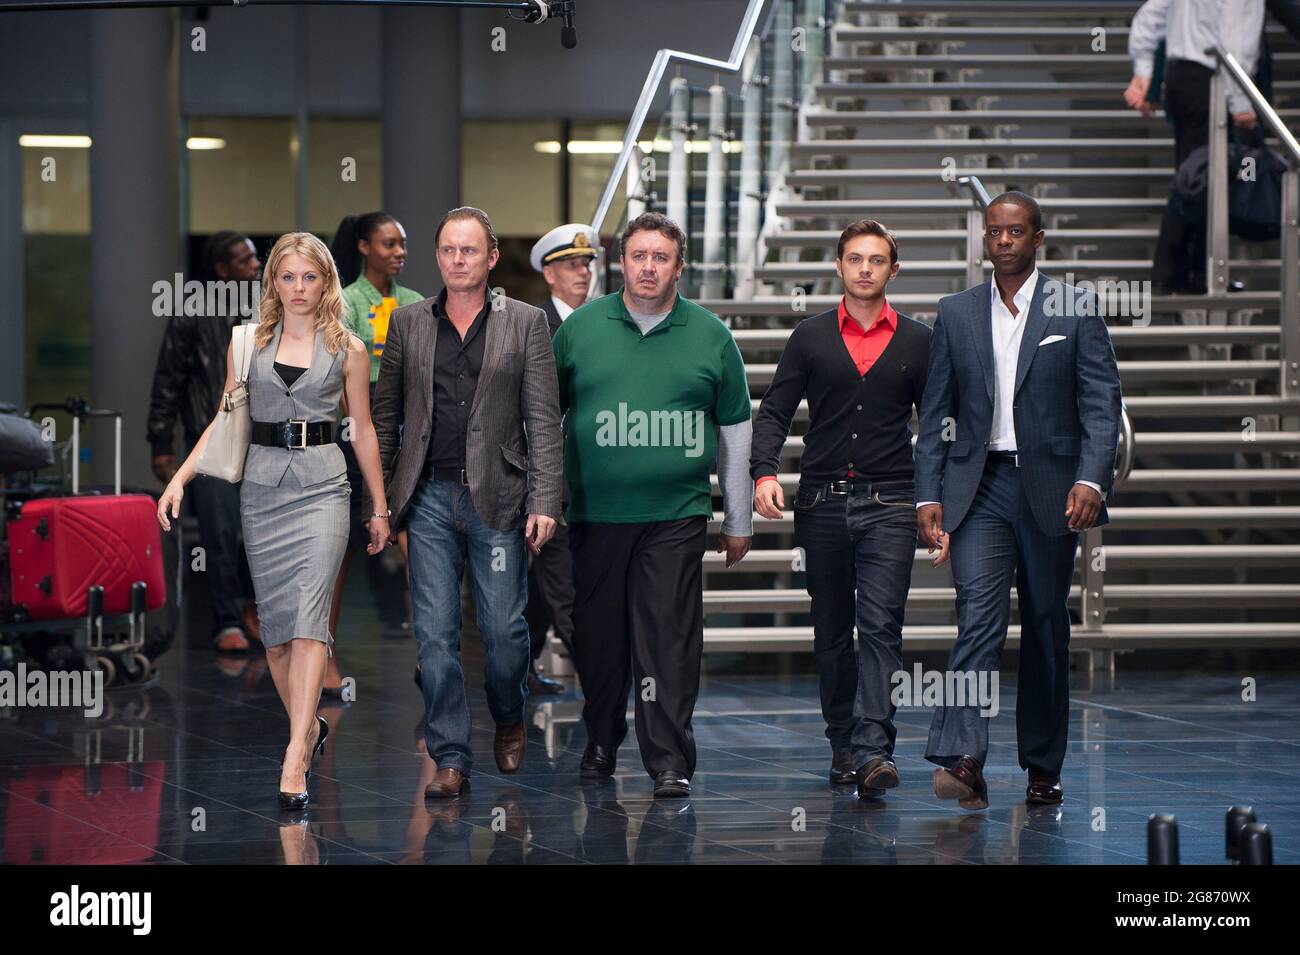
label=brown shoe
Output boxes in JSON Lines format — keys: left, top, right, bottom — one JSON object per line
{"left": 932, "top": 755, "right": 989, "bottom": 810}
{"left": 424, "top": 767, "right": 469, "bottom": 799}
{"left": 857, "top": 757, "right": 901, "bottom": 799}
{"left": 494, "top": 721, "right": 527, "bottom": 773}
{"left": 214, "top": 627, "right": 250, "bottom": 653}
{"left": 829, "top": 750, "right": 857, "bottom": 785}
{"left": 1026, "top": 773, "right": 1063, "bottom": 805}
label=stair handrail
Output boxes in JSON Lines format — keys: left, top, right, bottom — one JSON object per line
{"left": 1204, "top": 44, "right": 1299, "bottom": 406}
{"left": 589, "top": 0, "right": 773, "bottom": 241}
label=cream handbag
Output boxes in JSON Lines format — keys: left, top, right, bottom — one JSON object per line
{"left": 195, "top": 323, "right": 254, "bottom": 483}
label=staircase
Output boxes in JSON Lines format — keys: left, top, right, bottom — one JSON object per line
{"left": 681, "top": 0, "right": 1300, "bottom": 661}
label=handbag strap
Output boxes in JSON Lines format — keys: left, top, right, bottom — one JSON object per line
{"left": 233, "top": 323, "right": 254, "bottom": 384}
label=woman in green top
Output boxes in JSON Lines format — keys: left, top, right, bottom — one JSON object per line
{"left": 325, "top": 213, "right": 423, "bottom": 695}
{"left": 333, "top": 212, "right": 426, "bottom": 382}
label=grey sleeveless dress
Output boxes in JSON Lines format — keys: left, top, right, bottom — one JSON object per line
{"left": 239, "top": 324, "right": 350, "bottom": 648}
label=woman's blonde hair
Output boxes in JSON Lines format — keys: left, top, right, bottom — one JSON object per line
{"left": 255, "top": 232, "right": 352, "bottom": 353}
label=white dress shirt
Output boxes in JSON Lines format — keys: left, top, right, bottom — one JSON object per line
{"left": 551, "top": 295, "right": 575, "bottom": 321}
{"left": 916, "top": 270, "right": 1099, "bottom": 508}
{"left": 1128, "top": 0, "right": 1265, "bottom": 116}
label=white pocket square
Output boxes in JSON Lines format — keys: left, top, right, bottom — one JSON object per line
{"left": 1039, "top": 334, "right": 1066, "bottom": 346}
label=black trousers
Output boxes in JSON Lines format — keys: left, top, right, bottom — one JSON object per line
{"left": 1153, "top": 58, "right": 1214, "bottom": 289}
{"left": 185, "top": 440, "right": 252, "bottom": 637}
{"left": 523, "top": 521, "right": 575, "bottom": 661}
{"left": 568, "top": 516, "right": 707, "bottom": 779}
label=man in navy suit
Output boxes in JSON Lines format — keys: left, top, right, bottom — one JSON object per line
{"left": 915, "top": 191, "right": 1122, "bottom": 810}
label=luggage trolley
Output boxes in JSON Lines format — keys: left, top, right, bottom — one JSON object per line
{"left": 2, "top": 398, "right": 178, "bottom": 688}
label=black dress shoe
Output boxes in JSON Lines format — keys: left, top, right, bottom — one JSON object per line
{"left": 653, "top": 770, "right": 691, "bottom": 799}
{"left": 829, "top": 750, "right": 857, "bottom": 785}
{"left": 932, "top": 754, "right": 989, "bottom": 810}
{"left": 579, "top": 742, "right": 616, "bottom": 778}
{"left": 529, "top": 665, "right": 566, "bottom": 695}
{"left": 1026, "top": 773, "right": 1063, "bottom": 805}
{"left": 857, "top": 757, "right": 900, "bottom": 799}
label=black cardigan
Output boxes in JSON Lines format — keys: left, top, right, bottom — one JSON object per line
{"left": 750, "top": 307, "right": 931, "bottom": 485}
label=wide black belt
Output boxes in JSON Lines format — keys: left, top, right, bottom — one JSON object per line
{"left": 987, "top": 450, "right": 1020, "bottom": 467}
{"left": 251, "top": 419, "right": 334, "bottom": 449}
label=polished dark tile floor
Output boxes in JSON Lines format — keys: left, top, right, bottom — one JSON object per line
{"left": 2, "top": 568, "right": 1297, "bottom": 865}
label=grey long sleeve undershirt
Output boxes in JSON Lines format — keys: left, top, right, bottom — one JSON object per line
{"left": 717, "top": 420, "right": 754, "bottom": 538}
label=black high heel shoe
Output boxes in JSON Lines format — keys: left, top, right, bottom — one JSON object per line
{"left": 306, "top": 716, "right": 329, "bottom": 782}
{"left": 278, "top": 718, "right": 328, "bottom": 810}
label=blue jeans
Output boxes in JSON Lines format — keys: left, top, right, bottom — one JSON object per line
{"left": 793, "top": 479, "right": 917, "bottom": 767}
{"left": 405, "top": 478, "right": 531, "bottom": 775}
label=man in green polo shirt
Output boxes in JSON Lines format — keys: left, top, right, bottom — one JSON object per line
{"left": 552, "top": 211, "right": 754, "bottom": 798}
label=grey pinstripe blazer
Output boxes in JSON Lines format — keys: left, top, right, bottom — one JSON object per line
{"left": 915, "top": 273, "right": 1123, "bottom": 537}
{"left": 368, "top": 292, "right": 563, "bottom": 531}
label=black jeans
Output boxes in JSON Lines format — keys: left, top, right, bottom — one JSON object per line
{"left": 1153, "top": 58, "right": 1214, "bottom": 289}
{"left": 568, "top": 516, "right": 707, "bottom": 779}
{"left": 793, "top": 480, "right": 917, "bottom": 767}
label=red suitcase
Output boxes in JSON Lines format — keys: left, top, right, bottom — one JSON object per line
{"left": 7, "top": 494, "right": 166, "bottom": 620}
{"left": 6, "top": 406, "right": 165, "bottom": 621}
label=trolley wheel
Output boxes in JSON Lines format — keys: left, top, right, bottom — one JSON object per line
{"left": 94, "top": 654, "right": 117, "bottom": 687}
{"left": 129, "top": 652, "right": 153, "bottom": 683}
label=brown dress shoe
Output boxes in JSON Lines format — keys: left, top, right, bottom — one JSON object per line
{"left": 424, "top": 767, "right": 469, "bottom": 799}
{"left": 494, "top": 721, "right": 527, "bottom": 773}
{"left": 1026, "top": 774, "right": 1063, "bottom": 805}
{"left": 857, "top": 757, "right": 901, "bottom": 799}
{"left": 932, "top": 755, "right": 989, "bottom": 810}
{"left": 829, "top": 750, "right": 857, "bottom": 785}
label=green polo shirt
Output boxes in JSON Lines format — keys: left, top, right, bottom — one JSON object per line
{"left": 552, "top": 289, "right": 751, "bottom": 524}
{"left": 340, "top": 275, "right": 424, "bottom": 382}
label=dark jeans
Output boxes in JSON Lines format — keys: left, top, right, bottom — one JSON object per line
{"left": 568, "top": 516, "right": 707, "bottom": 779}
{"left": 1153, "top": 58, "right": 1213, "bottom": 289}
{"left": 187, "top": 450, "right": 252, "bottom": 637}
{"left": 523, "top": 521, "right": 575, "bottom": 661}
{"left": 793, "top": 479, "right": 917, "bottom": 767}
{"left": 924, "top": 457, "right": 1079, "bottom": 778}
{"left": 405, "top": 478, "right": 531, "bottom": 776}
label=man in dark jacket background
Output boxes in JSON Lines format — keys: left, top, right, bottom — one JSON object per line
{"left": 146, "top": 231, "right": 261, "bottom": 651}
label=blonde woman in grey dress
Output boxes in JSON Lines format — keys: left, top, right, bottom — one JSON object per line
{"left": 157, "top": 232, "right": 391, "bottom": 810}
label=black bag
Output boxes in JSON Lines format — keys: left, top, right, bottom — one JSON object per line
{"left": 1169, "top": 141, "right": 1287, "bottom": 241}
{"left": 0, "top": 405, "right": 53, "bottom": 474}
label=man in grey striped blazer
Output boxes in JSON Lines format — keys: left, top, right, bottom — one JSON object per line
{"left": 915, "top": 192, "right": 1122, "bottom": 811}
{"left": 369, "top": 207, "right": 564, "bottom": 798}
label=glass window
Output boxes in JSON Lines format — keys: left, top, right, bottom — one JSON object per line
{"left": 308, "top": 117, "right": 382, "bottom": 237}
{"left": 21, "top": 138, "right": 91, "bottom": 413}
{"left": 188, "top": 116, "right": 296, "bottom": 235}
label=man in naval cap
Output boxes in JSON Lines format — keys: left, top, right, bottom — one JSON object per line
{"left": 522, "top": 223, "right": 598, "bottom": 693}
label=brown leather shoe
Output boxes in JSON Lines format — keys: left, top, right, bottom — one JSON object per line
{"left": 829, "top": 750, "right": 857, "bottom": 785}
{"left": 932, "top": 755, "right": 989, "bottom": 810}
{"left": 1026, "top": 773, "right": 1063, "bottom": 805}
{"left": 858, "top": 757, "right": 901, "bottom": 799}
{"left": 424, "top": 767, "right": 469, "bottom": 799}
{"left": 494, "top": 721, "right": 527, "bottom": 773}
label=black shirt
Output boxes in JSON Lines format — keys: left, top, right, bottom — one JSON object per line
{"left": 273, "top": 362, "right": 307, "bottom": 388}
{"left": 426, "top": 288, "right": 491, "bottom": 470}
{"left": 750, "top": 308, "right": 931, "bottom": 485}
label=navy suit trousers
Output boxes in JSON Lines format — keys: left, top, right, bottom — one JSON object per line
{"left": 925, "top": 457, "right": 1079, "bottom": 778}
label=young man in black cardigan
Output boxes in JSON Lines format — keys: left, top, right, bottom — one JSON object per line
{"left": 751, "top": 220, "right": 940, "bottom": 798}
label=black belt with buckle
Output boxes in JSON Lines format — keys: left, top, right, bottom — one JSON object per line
{"left": 988, "top": 450, "right": 1020, "bottom": 466}
{"left": 824, "top": 478, "right": 913, "bottom": 497}
{"left": 250, "top": 419, "right": 333, "bottom": 449}
{"left": 425, "top": 464, "right": 468, "bottom": 485}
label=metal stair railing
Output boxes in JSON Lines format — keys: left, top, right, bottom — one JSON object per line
{"left": 1206, "top": 43, "right": 1300, "bottom": 420}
